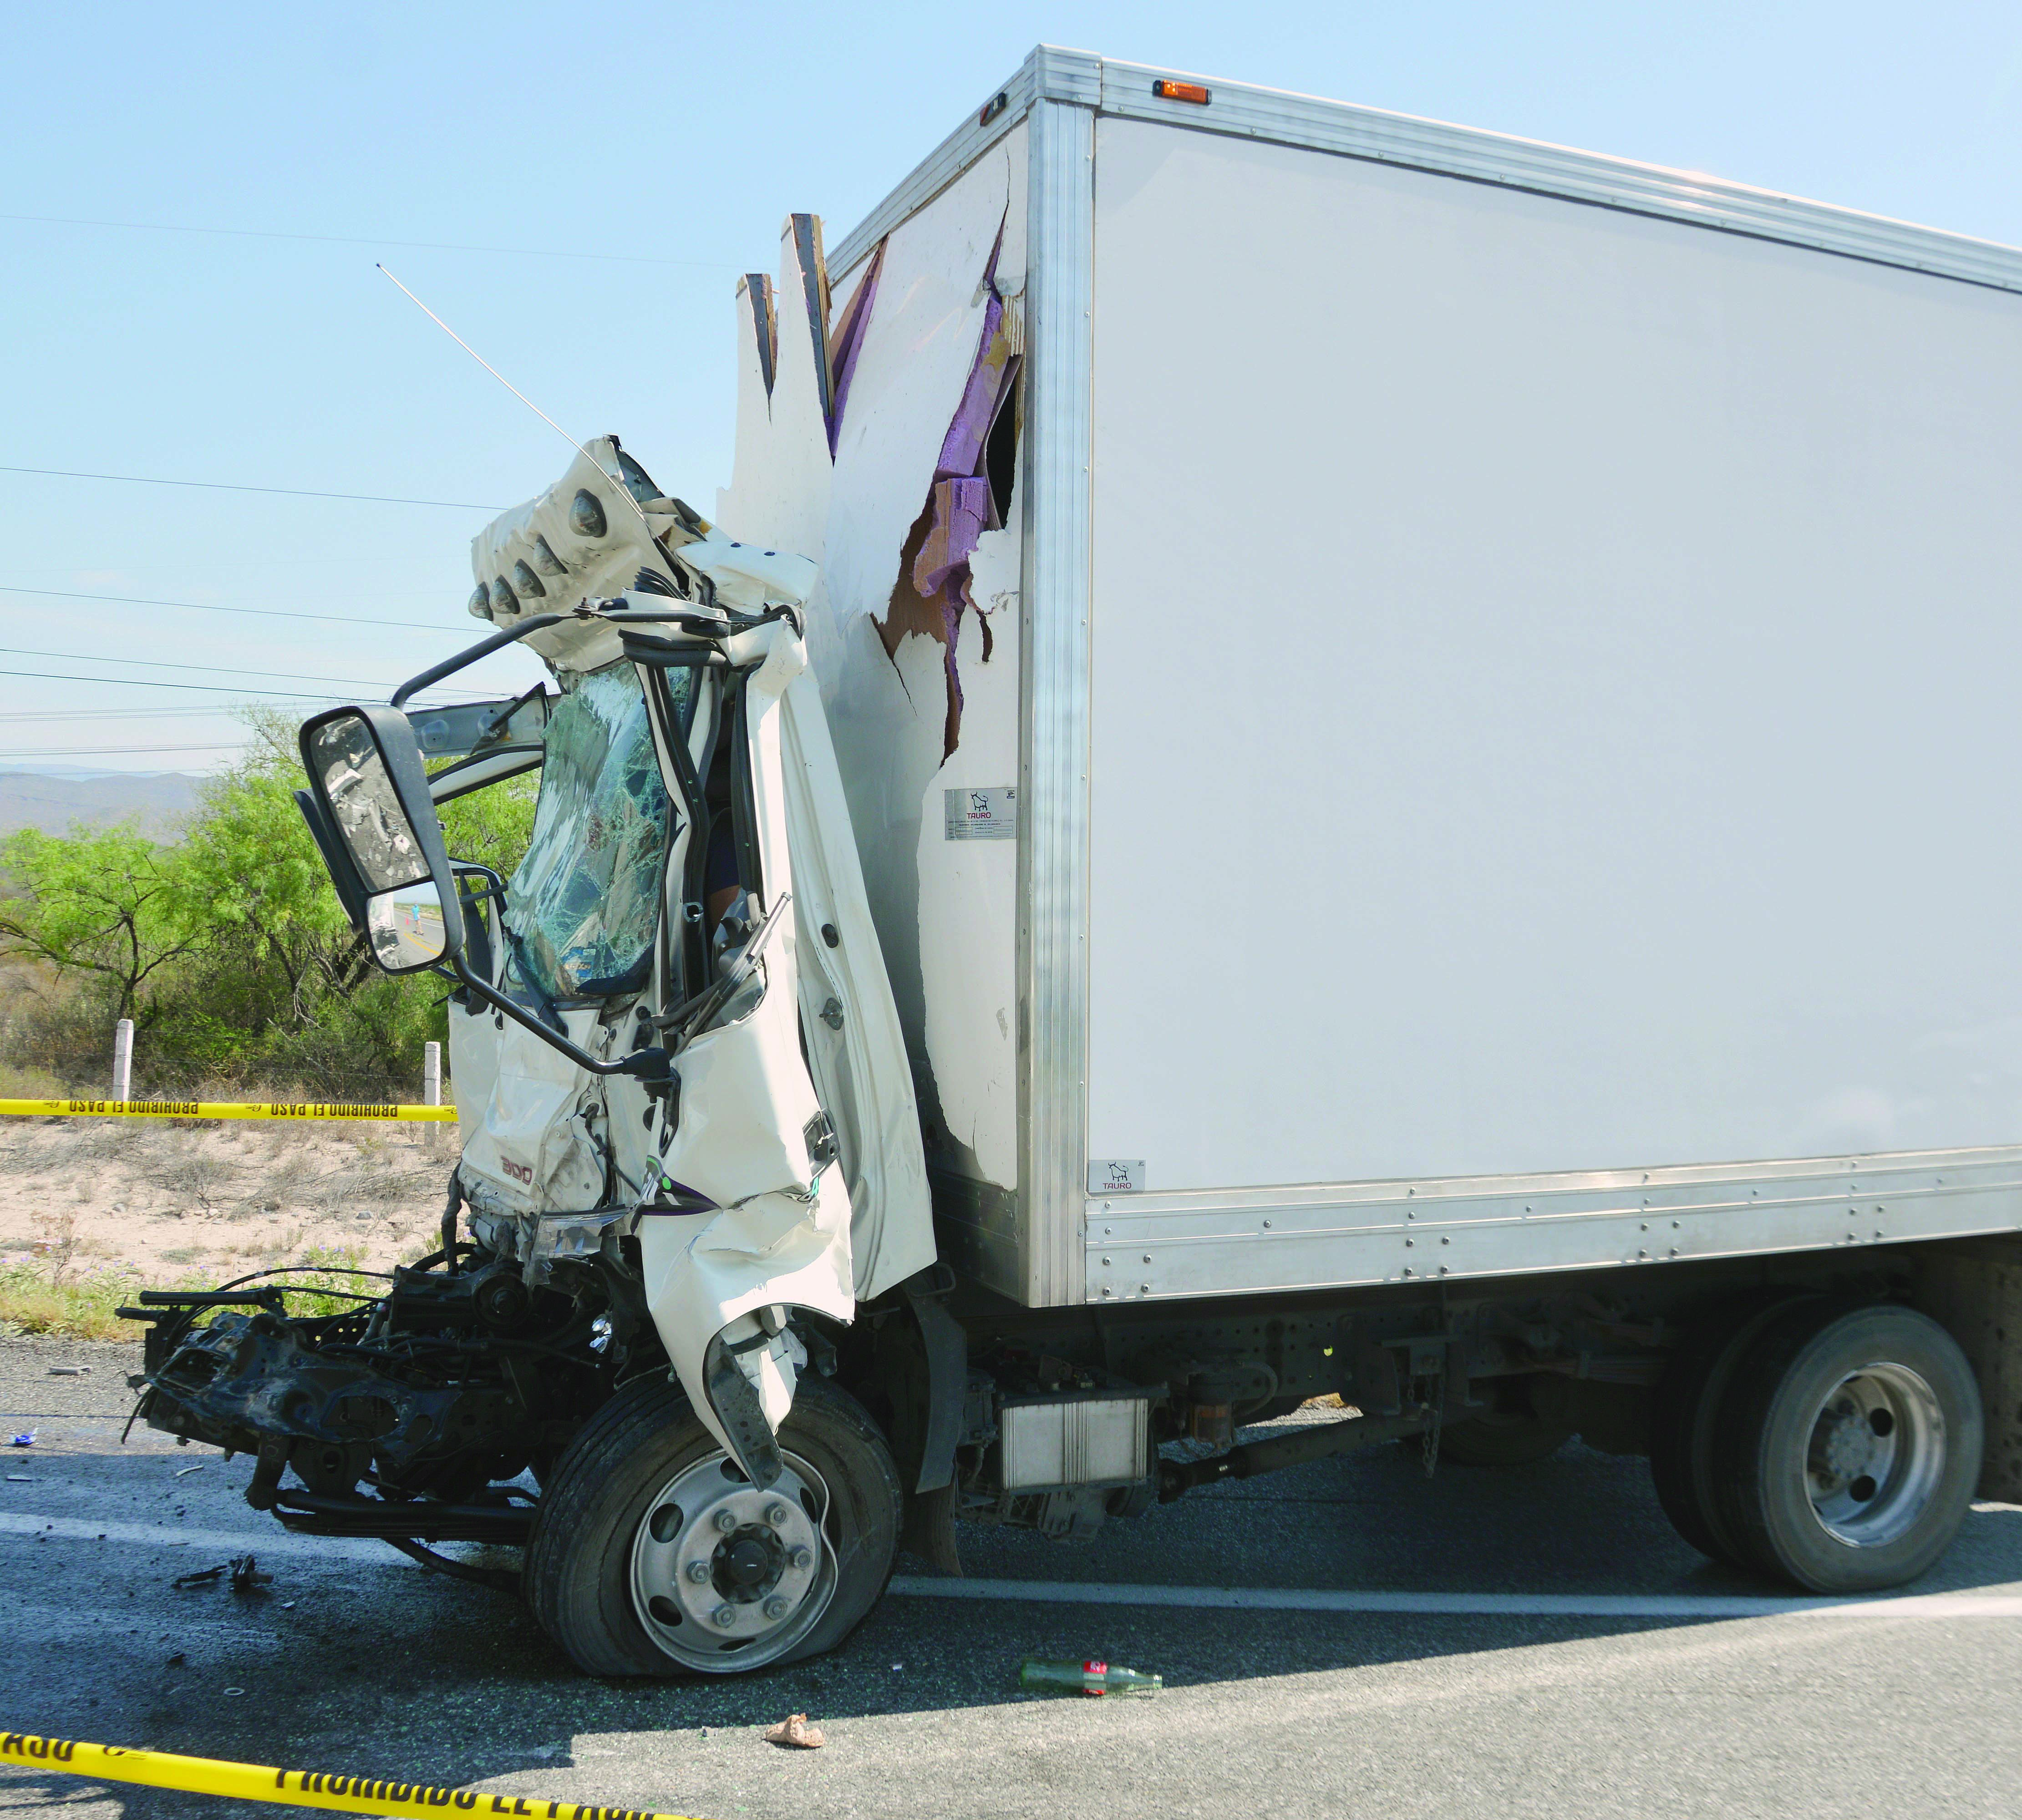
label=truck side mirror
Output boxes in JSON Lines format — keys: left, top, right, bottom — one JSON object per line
{"left": 299, "top": 705, "right": 465, "bottom": 977}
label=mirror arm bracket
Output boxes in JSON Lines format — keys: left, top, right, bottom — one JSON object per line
{"left": 449, "top": 948, "right": 674, "bottom": 1084}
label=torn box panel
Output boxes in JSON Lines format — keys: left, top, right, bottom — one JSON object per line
{"left": 913, "top": 520, "right": 1021, "bottom": 1189}
{"left": 713, "top": 136, "right": 1027, "bottom": 1202}
{"left": 818, "top": 143, "right": 1019, "bottom": 652}
{"left": 718, "top": 221, "right": 836, "bottom": 581}
{"left": 827, "top": 239, "right": 885, "bottom": 457}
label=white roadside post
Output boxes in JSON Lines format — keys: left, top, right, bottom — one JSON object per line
{"left": 112, "top": 1019, "right": 134, "bottom": 1101}
{"left": 423, "top": 1041, "right": 442, "bottom": 1149}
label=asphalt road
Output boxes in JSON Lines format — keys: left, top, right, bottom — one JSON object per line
{"left": 3, "top": 1333, "right": 2019, "bottom": 1820}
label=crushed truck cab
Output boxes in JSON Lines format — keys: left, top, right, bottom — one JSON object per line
{"left": 131, "top": 439, "right": 937, "bottom": 1671}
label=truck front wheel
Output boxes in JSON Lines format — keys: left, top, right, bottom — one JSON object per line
{"left": 1711, "top": 1302, "right": 1982, "bottom": 1593}
{"left": 525, "top": 1373, "right": 901, "bottom": 1676}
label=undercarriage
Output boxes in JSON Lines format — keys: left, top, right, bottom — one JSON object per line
{"left": 122, "top": 1205, "right": 633, "bottom": 1560}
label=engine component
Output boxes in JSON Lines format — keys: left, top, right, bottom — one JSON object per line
{"left": 127, "top": 1251, "right": 622, "bottom": 1524}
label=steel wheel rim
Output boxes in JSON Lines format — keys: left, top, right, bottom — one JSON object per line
{"left": 628, "top": 1447, "right": 837, "bottom": 1671}
{"left": 1801, "top": 1360, "right": 1946, "bottom": 1549}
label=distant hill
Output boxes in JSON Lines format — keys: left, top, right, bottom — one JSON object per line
{"left": 0, "top": 770, "right": 202, "bottom": 838}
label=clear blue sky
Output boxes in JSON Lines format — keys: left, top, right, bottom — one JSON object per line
{"left": 4, "top": 2, "right": 2017, "bottom": 771}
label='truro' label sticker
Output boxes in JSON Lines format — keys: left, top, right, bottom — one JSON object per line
{"left": 944, "top": 786, "right": 1017, "bottom": 841}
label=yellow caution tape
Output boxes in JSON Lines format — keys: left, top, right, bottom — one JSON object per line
{"left": 0, "top": 1730, "right": 705, "bottom": 1820}
{"left": 0, "top": 1099, "right": 456, "bottom": 1122}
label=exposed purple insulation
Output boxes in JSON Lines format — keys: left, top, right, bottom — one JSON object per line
{"left": 905, "top": 225, "right": 1021, "bottom": 755}
{"left": 912, "top": 475, "right": 994, "bottom": 752}
{"left": 825, "top": 240, "right": 885, "bottom": 456}
{"left": 932, "top": 288, "right": 1008, "bottom": 482}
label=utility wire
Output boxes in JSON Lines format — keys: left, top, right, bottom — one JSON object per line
{"left": 0, "top": 211, "right": 736, "bottom": 272}
{"left": 0, "top": 585, "right": 461, "bottom": 633}
{"left": 0, "top": 704, "right": 345, "bottom": 724}
{"left": 0, "top": 665, "right": 488, "bottom": 703}
{"left": 0, "top": 643, "right": 471, "bottom": 693}
{"left": 0, "top": 465, "right": 501, "bottom": 511}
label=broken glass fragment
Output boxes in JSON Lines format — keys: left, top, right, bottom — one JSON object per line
{"left": 504, "top": 664, "right": 673, "bottom": 1000}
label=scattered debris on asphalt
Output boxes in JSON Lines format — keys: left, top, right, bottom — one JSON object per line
{"left": 1020, "top": 1658, "right": 1164, "bottom": 1696}
{"left": 167, "top": 1653, "right": 187, "bottom": 1667}
{"left": 173, "top": 1463, "right": 206, "bottom": 1477}
{"left": 8, "top": 1431, "right": 35, "bottom": 1448}
{"left": 171, "top": 1553, "right": 272, "bottom": 1592}
{"left": 763, "top": 1714, "right": 826, "bottom": 1750}
{"left": 224, "top": 1687, "right": 246, "bottom": 1697}
{"left": 48, "top": 1366, "right": 91, "bottom": 1377}
{"left": 5, "top": 1475, "right": 31, "bottom": 1484}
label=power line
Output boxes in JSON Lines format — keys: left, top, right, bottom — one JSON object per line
{"left": 1, "top": 211, "right": 736, "bottom": 272}
{"left": 0, "top": 585, "right": 462, "bottom": 633}
{"left": 0, "top": 665, "right": 488, "bottom": 703}
{"left": 0, "top": 704, "right": 325, "bottom": 723}
{"left": 0, "top": 465, "right": 502, "bottom": 510}
{"left": 0, "top": 643, "right": 467, "bottom": 693}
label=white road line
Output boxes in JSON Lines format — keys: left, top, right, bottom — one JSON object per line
{"left": 885, "top": 1576, "right": 2022, "bottom": 1618}
{"left": 7, "top": 1513, "right": 2018, "bottom": 1619}
{"left": 0, "top": 1511, "right": 396, "bottom": 1563}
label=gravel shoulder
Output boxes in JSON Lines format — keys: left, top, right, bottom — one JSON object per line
{"left": 0, "top": 1117, "right": 453, "bottom": 1286}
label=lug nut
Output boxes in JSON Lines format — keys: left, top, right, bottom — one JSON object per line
{"left": 763, "top": 1503, "right": 790, "bottom": 1528}
{"left": 789, "top": 1546, "right": 813, "bottom": 1572}
{"left": 762, "top": 1595, "right": 789, "bottom": 1620}
{"left": 684, "top": 1560, "right": 711, "bottom": 1584}
{"left": 711, "top": 1605, "right": 736, "bottom": 1628}
{"left": 712, "top": 1509, "right": 738, "bottom": 1534}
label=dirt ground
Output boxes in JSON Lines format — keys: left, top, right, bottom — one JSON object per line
{"left": 0, "top": 1115, "right": 453, "bottom": 1284}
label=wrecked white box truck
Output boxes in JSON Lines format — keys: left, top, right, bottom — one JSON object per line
{"left": 128, "top": 48, "right": 2022, "bottom": 1676}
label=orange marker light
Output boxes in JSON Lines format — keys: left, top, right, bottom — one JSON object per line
{"left": 1153, "top": 79, "right": 1212, "bottom": 105}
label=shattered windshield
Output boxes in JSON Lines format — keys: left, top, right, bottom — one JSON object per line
{"left": 504, "top": 664, "right": 671, "bottom": 1000}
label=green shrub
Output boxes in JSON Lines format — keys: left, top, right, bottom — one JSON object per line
{"left": 0, "top": 709, "right": 535, "bottom": 1101}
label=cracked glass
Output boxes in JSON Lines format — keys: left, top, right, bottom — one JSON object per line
{"left": 505, "top": 664, "right": 671, "bottom": 1000}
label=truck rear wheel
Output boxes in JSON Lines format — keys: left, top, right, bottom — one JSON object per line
{"left": 1710, "top": 1302, "right": 1981, "bottom": 1593}
{"left": 525, "top": 1373, "right": 901, "bottom": 1676}
{"left": 1648, "top": 1292, "right": 1815, "bottom": 1566}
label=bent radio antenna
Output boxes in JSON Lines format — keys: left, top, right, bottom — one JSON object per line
{"left": 375, "top": 262, "right": 662, "bottom": 546}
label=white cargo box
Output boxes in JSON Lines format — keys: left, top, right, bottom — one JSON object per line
{"left": 716, "top": 48, "right": 2022, "bottom": 1311}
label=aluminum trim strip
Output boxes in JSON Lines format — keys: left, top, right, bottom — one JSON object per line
{"left": 828, "top": 51, "right": 1102, "bottom": 280}
{"left": 1084, "top": 1147, "right": 2022, "bottom": 1301}
{"left": 1097, "top": 58, "right": 2022, "bottom": 295}
{"left": 1017, "top": 97, "right": 1095, "bottom": 1307}
{"left": 827, "top": 59, "right": 1039, "bottom": 279}
{"left": 1030, "top": 43, "right": 1105, "bottom": 109}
